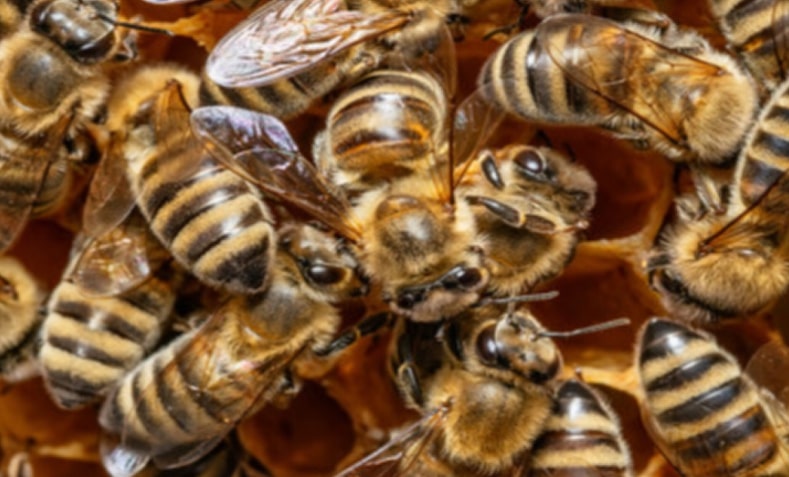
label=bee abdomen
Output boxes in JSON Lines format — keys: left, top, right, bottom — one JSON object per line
{"left": 739, "top": 79, "right": 789, "bottom": 204}
{"left": 528, "top": 379, "right": 632, "bottom": 476}
{"left": 711, "top": 0, "right": 789, "bottom": 89}
{"left": 325, "top": 69, "right": 445, "bottom": 183}
{"left": 100, "top": 329, "right": 245, "bottom": 456}
{"left": 199, "top": 62, "right": 348, "bottom": 119}
{"left": 39, "top": 279, "right": 175, "bottom": 410}
{"left": 139, "top": 154, "right": 274, "bottom": 294}
{"left": 638, "top": 318, "right": 789, "bottom": 476}
{"left": 478, "top": 28, "right": 611, "bottom": 124}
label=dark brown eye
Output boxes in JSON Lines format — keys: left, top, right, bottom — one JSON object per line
{"left": 397, "top": 289, "right": 424, "bottom": 310}
{"left": 306, "top": 265, "right": 344, "bottom": 285}
{"left": 476, "top": 325, "right": 498, "bottom": 364}
{"left": 442, "top": 266, "right": 482, "bottom": 290}
{"left": 515, "top": 149, "right": 545, "bottom": 176}
{"left": 457, "top": 268, "right": 482, "bottom": 289}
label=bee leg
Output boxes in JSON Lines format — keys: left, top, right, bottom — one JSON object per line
{"left": 395, "top": 361, "right": 424, "bottom": 408}
{"left": 689, "top": 165, "right": 729, "bottom": 215}
{"left": 314, "top": 312, "right": 396, "bottom": 358}
{"left": 466, "top": 195, "right": 584, "bottom": 234}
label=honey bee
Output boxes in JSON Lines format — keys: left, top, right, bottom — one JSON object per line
{"left": 477, "top": 13, "right": 758, "bottom": 210}
{"left": 337, "top": 306, "right": 629, "bottom": 476}
{"left": 105, "top": 65, "right": 277, "bottom": 295}
{"left": 708, "top": 0, "right": 789, "bottom": 93}
{"left": 190, "top": 97, "right": 500, "bottom": 322}
{"left": 526, "top": 378, "right": 633, "bottom": 476}
{"left": 0, "top": 0, "right": 137, "bottom": 253}
{"left": 0, "top": 257, "right": 44, "bottom": 383}
{"left": 635, "top": 317, "right": 789, "bottom": 476}
{"left": 646, "top": 75, "right": 789, "bottom": 324}
{"left": 457, "top": 145, "right": 596, "bottom": 295}
{"left": 200, "top": 0, "right": 465, "bottom": 119}
{"left": 314, "top": 68, "right": 450, "bottom": 194}
{"left": 99, "top": 222, "right": 367, "bottom": 476}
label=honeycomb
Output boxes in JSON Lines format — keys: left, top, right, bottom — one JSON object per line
{"left": 0, "top": 0, "right": 783, "bottom": 476}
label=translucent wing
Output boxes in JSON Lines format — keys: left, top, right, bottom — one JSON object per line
{"left": 334, "top": 402, "right": 451, "bottom": 477}
{"left": 67, "top": 136, "right": 156, "bottom": 296}
{"left": 101, "top": 297, "right": 301, "bottom": 473}
{"left": 206, "top": 0, "right": 408, "bottom": 88}
{"left": 536, "top": 14, "right": 722, "bottom": 150}
{"left": 190, "top": 106, "right": 360, "bottom": 240}
{"left": 81, "top": 134, "right": 136, "bottom": 238}
{"left": 0, "top": 111, "right": 74, "bottom": 254}
{"left": 697, "top": 169, "right": 789, "bottom": 255}
{"left": 746, "top": 340, "right": 789, "bottom": 409}
{"left": 451, "top": 88, "right": 507, "bottom": 187}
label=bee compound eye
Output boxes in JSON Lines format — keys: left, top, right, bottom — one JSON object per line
{"left": 396, "top": 290, "right": 424, "bottom": 310}
{"left": 514, "top": 149, "right": 546, "bottom": 176}
{"left": 306, "top": 264, "right": 345, "bottom": 285}
{"left": 456, "top": 267, "right": 482, "bottom": 289}
{"left": 475, "top": 325, "right": 499, "bottom": 365}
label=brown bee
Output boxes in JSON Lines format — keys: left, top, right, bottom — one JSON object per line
{"left": 457, "top": 145, "right": 596, "bottom": 294}
{"left": 478, "top": 13, "right": 758, "bottom": 210}
{"left": 104, "top": 65, "right": 277, "bottom": 295}
{"left": 648, "top": 72, "right": 789, "bottom": 323}
{"left": 336, "top": 306, "right": 629, "bottom": 476}
{"left": 99, "top": 222, "right": 367, "bottom": 476}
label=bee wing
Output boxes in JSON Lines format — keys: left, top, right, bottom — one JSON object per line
{"left": 746, "top": 340, "right": 789, "bottom": 410}
{"left": 536, "top": 14, "right": 721, "bottom": 149}
{"left": 205, "top": 0, "right": 409, "bottom": 88}
{"left": 190, "top": 106, "right": 360, "bottom": 240}
{"left": 451, "top": 88, "right": 506, "bottom": 187}
{"left": 67, "top": 137, "right": 156, "bottom": 297}
{"left": 334, "top": 403, "right": 450, "bottom": 477}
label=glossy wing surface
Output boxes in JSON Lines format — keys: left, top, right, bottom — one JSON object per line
{"left": 537, "top": 14, "right": 721, "bottom": 148}
{"left": 191, "top": 106, "right": 359, "bottom": 240}
{"left": 206, "top": 0, "right": 408, "bottom": 88}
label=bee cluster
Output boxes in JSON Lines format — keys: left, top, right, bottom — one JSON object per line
{"left": 0, "top": 0, "right": 788, "bottom": 476}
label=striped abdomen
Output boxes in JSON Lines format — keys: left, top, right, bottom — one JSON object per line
{"left": 319, "top": 69, "right": 447, "bottom": 191}
{"left": 738, "top": 77, "right": 789, "bottom": 205}
{"left": 710, "top": 0, "right": 789, "bottom": 91}
{"left": 99, "top": 299, "right": 292, "bottom": 465}
{"left": 39, "top": 276, "right": 176, "bottom": 410}
{"left": 132, "top": 130, "right": 274, "bottom": 295}
{"left": 477, "top": 26, "right": 618, "bottom": 126}
{"left": 637, "top": 318, "right": 789, "bottom": 477}
{"left": 528, "top": 379, "right": 633, "bottom": 476}
{"left": 199, "top": 48, "right": 364, "bottom": 120}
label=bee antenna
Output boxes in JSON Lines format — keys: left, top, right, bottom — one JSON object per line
{"left": 96, "top": 13, "right": 174, "bottom": 36}
{"left": 480, "top": 290, "right": 559, "bottom": 305}
{"left": 536, "top": 318, "right": 631, "bottom": 340}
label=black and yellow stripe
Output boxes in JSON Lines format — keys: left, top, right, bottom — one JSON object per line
{"left": 528, "top": 379, "right": 633, "bottom": 476}
{"left": 39, "top": 275, "right": 177, "bottom": 410}
{"left": 132, "top": 118, "right": 274, "bottom": 295}
{"left": 321, "top": 69, "right": 447, "bottom": 190}
{"left": 710, "top": 0, "right": 789, "bottom": 91}
{"left": 637, "top": 318, "right": 789, "bottom": 476}
{"left": 739, "top": 77, "right": 789, "bottom": 205}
